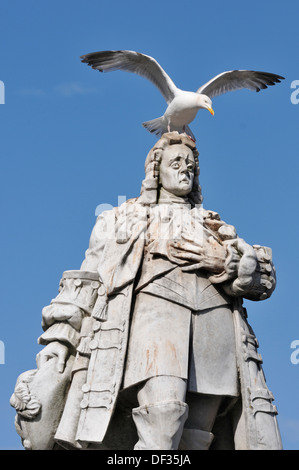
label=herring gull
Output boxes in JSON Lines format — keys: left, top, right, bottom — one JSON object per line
{"left": 80, "top": 50, "right": 284, "bottom": 141}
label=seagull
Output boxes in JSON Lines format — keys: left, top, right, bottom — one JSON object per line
{"left": 80, "top": 50, "right": 284, "bottom": 141}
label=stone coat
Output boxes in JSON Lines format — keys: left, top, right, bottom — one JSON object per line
{"left": 20, "top": 198, "right": 282, "bottom": 449}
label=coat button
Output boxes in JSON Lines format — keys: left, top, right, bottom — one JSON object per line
{"left": 91, "top": 281, "right": 100, "bottom": 289}
{"left": 80, "top": 398, "right": 89, "bottom": 409}
{"left": 97, "top": 284, "right": 106, "bottom": 296}
{"left": 89, "top": 339, "right": 98, "bottom": 350}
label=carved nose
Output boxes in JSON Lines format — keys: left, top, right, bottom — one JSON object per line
{"left": 180, "top": 162, "right": 188, "bottom": 174}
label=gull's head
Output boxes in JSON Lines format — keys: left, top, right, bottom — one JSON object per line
{"left": 197, "top": 94, "right": 214, "bottom": 115}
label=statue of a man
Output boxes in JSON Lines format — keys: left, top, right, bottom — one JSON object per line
{"left": 11, "top": 132, "right": 282, "bottom": 450}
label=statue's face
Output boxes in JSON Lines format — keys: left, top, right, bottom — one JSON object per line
{"left": 159, "top": 144, "right": 195, "bottom": 197}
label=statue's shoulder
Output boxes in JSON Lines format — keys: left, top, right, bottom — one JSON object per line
{"left": 201, "top": 208, "right": 221, "bottom": 221}
{"left": 95, "top": 198, "right": 139, "bottom": 221}
{"left": 200, "top": 207, "right": 238, "bottom": 240}
{"left": 117, "top": 197, "right": 142, "bottom": 215}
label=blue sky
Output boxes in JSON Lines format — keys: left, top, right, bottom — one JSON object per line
{"left": 0, "top": 0, "right": 298, "bottom": 450}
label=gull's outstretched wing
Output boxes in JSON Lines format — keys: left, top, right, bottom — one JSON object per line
{"left": 80, "top": 50, "right": 179, "bottom": 104}
{"left": 196, "top": 70, "right": 284, "bottom": 98}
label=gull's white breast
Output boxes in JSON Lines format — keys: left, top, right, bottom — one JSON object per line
{"left": 164, "top": 91, "right": 199, "bottom": 127}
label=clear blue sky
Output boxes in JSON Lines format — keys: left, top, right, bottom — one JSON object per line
{"left": 0, "top": 0, "right": 298, "bottom": 450}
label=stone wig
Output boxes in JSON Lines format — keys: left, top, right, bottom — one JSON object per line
{"left": 139, "top": 132, "right": 203, "bottom": 206}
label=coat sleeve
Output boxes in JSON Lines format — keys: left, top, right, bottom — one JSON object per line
{"left": 38, "top": 210, "right": 116, "bottom": 349}
{"left": 80, "top": 209, "right": 117, "bottom": 271}
{"left": 203, "top": 210, "right": 276, "bottom": 302}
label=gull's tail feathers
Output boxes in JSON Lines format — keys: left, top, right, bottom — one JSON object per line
{"left": 142, "top": 118, "right": 196, "bottom": 141}
{"left": 142, "top": 117, "right": 167, "bottom": 136}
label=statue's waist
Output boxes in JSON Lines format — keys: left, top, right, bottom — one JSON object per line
{"left": 136, "top": 266, "right": 230, "bottom": 311}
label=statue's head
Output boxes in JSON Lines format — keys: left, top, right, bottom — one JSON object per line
{"left": 139, "top": 132, "right": 202, "bottom": 206}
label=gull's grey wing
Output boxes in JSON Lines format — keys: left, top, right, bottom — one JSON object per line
{"left": 196, "top": 70, "right": 285, "bottom": 98}
{"left": 80, "top": 50, "right": 179, "bottom": 104}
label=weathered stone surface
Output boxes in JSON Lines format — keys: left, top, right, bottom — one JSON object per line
{"left": 10, "top": 132, "right": 281, "bottom": 450}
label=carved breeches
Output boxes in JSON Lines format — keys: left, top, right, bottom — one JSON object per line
{"left": 123, "top": 292, "right": 240, "bottom": 397}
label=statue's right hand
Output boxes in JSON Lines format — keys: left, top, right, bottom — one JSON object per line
{"left": 36, "top": 341, "right": 69, "bottom": 373}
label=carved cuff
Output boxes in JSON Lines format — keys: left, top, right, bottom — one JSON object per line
{"left": 223, "top": 245, "right": 276, "bottom": 301}
{"left": 39, "top": 270, "right": 103, "bottom": 350}
{"left": 51, "top": 270, "right": 101, "bottom": 315}
{"left": 41, "top": 270, "right": 101, "bottom": 329}
{"left": 243, "top": 245, "right": 276, "bottom": 301}
{"left": 38, "top": 322, "right": 80, "bottom": 349}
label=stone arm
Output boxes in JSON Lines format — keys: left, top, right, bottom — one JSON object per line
{"left": 203, "top": 211, "right": 276, "bottom": 301}
{"left": 10, "top": 211, "right": 117, "bottom": 447}
{"left": 38, "top": 270, "right": 101, "bottom": 350}
{"left": 172, "top": 209, "right": 276, "bottom": 302}
{"left": 220, "top": 239, "right": 276, "bottom": 301}
{"left": 36, "top": 211, "right": 113, "bottom": 370}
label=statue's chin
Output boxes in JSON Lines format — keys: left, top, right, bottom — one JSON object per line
{"left": 172, "top": 188, "right": 192, "bottom": 197}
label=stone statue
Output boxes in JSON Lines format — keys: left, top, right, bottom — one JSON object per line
{"left": 10, "top": 132, "right": 282, "bottom": 450}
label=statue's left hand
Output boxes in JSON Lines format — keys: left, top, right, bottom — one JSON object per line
{"left": 169, "top": 239, "right": 226, "bottom": 273}
{"left": 36, "top": 341, "right": 69, "bottom": 373}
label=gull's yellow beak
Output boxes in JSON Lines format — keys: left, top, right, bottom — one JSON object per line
{"left": 208, "top": 107, "right": 214, "bottom": 116}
